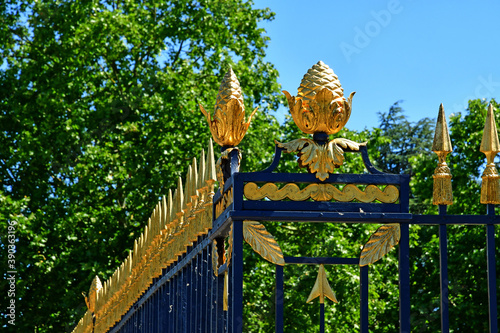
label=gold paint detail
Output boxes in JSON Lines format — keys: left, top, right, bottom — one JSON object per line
{"left": 73, "top": 141, "right": 217, "bottom": 333}
{"left": 244, "top": 182, "right": 399, "bottom": 203}
{"left": 215, "top": 187, "right": 233, "bottom": 219}
{"left": 85, "top": 275, "right": 102, "bottom": 314}
{"left": 359, "top": 224, "right": 401, "bottom": 267}
{"left": 480, "top": 103, "right": 500, "bottom": 204}
{"left": 226, "top": 223, "right": 233, "bottom": 267}
{"left": 212, "top": 240, "right": 219, "bottom": 277}
{"left": 200, "top": 68, "right": 257, "bottom": 146}
{"left": 243, "top": 221, "right": 285, "bottom": 266}
{"left": 306, "top": 264, "right": 338, "bottom": 304}
{"left": 432, "top": 104, "right": 453, "bottom": 205}
{"left": 283, "top": 61, "right": 355, "bottom": 135}
{"left": 276, "top": 138, "right": 365, "bottom": 181}
{"left": 223, "top": 271, "right": 229, "bottom": 312}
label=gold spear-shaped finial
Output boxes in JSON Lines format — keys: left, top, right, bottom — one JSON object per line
{"left": 306, "top": 264, "right": 338, "bottom": 304}
{"left": 480, "top": 103, "right": 500, "bottom": 204}
{"left": 432, "top": 104, "right": 453, "bottom": 205}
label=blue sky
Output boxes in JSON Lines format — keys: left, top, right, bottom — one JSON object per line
{"left": 253, "top": 0, "right": 500, "bottom": 131}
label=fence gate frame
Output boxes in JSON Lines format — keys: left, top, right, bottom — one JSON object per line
{"left": 72, "top": 62, "right": 499, "bottom": 333}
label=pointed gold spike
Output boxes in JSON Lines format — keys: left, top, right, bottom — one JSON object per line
{"left": 156, "top": 202, "right": 162, "bottom": 238}
{"left": 306, "top": 264, "right": 337, "bottom": 304}
{"left": 162, "top": 195, "right": 168, "bottom": 229}
{"left": 192, "top": 157, "right": 198, "bottom": 192}
{"left": 480, "top": 103, "right": 500, "bottom": 154}
{"left": 168, "top": 189, "right": 174, "bottom": 229}
{"left": 199, "top": 149, "right": 206, "bottom": 189}
{"left": 187, "top": 166, "right": 193, "bottom": 206}
{"left": 480, "top": 103, "right": 500, "bottom": 204}
{"left": 206, "top": 139, "right": 217, "bottom": 197}
{"left": 177, "top": 177, "right": 184, "bottom": 213}
{"left": 171, "top": 188, "right": 178, "bottom": 225}
{"left": 432, "top": 104, "right": 453, "bottom": 153}
{"left": 432, "top": 104, "right": 453, "bottom": 205}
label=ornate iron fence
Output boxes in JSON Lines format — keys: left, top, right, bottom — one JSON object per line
{"left": 72, "top": 62, "right": 498, "bottom": 333}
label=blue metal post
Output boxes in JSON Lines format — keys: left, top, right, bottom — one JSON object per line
{"left": 486, "top": 204, "right": 498, "bottom": 333}
{"left": 275, "top": 265, "right": 284, "bottom": 333}
{"left": 232, "top": 220, "right": 244, "bottom": 333}
{"left": 319, "top": 303, "right": 325, "bottom": 333}
{"left": 439, "top": 205, "right": 449, "bottom": 333}
{"left": 360, "top": 265, "right": 369, "bottom": 333}
{"left": 399, "top": 223, "right": 411, "bottom": 333}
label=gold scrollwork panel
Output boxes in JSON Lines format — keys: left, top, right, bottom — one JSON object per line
{"left": 244, "top": 182, "right": 399, "bottom": 203}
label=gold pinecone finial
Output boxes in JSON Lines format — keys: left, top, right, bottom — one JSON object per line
{"left": 480, "top": 103, "right": 500, "bottom": 204}
{"left": 432, "top": 104, "right": 453, "bottom": 205}
{"left": 200, "top": 68, "right": 258, "bottom": 146}
{"left": 283, "top": 61, "right": 355, "bottom": 135}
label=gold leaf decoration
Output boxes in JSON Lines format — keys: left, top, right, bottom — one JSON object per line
{"left": 243, "top": 221, "right": 285, "bottom": 266}
{"left": 225, "top": 223, "right": 233, "bottom": 266}
{"left": 359, "top": 224, "right": 400, "bottom": 267}
{"left": 306, "top": 264, "right": 338, "bottom": 304}
{"left": 244, "top": 182, "right": 399, "bottom": 203}
{"left": 212, "top": 240, "right": 219, "bottom": 276}
{"left": 276, "top": 138, "right": 365, "bottom": 181}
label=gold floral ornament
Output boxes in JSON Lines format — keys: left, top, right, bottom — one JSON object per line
{"left": 200, "top": 68, "right": 258, "bottom": 147}
{"left": 277, "top": 61, "right": 363, "bottom": 181}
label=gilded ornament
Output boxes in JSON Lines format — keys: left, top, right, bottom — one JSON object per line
{"left": 359, "top": 224, "right": 400, "bottom": 266}
{"left": 243, "top": 220, "right": 285, "bottom": 266}
{"left": 85, "top": 275, "right": 102, "bottom": 314}
{"left": 226, "top": 223, "right": 233, "bottom": 267}
{"left": 223, "top": 271, "right": 229, "bottom": 311}
{"left": 244, "top": 182, "right": 399, "bottom": 203}
{"left": 284, "top": 61, "right": 355, "bottom": 135}
{"left": 480, "top": 103, "right": 500, "bottom": 204}
{"left": 276, "top": 138, "right": 365, "bottom": 181}
{"left": 212, "top": 240, "right": 219, "bottom": 277}
{"left": 200, "top": 68, "right": 257, "bottom": 146}
{"left": 215, "top": 187, "right": 233, "bottom": 219}
{"left": 432, "top": 104, "right": 453, "bottom": 205}
{"left": 306, "top": 264, "right": 337, "bottom": 304}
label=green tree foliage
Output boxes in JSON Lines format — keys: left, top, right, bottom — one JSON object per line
{"left": 0, "top": 1, "right": 281, "bottom": 331}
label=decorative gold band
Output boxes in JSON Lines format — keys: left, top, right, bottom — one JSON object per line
{"left": 243, "top": 182, "right": 399, "bottom": 203}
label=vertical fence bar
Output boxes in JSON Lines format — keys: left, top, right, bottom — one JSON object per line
{"left": 319, "top": 303, "right": 325, "bottom": 333}
{"left": 487, "top": 204, "right": 498, "bottom": 333}
{"left": 201, "top": 247, "right": 208, "bottom": 333}
{"left": 439, "top": 205, "right": 450, "bottom": 333}
{"left": 186, "top": 262, "right": 193, "bottom": 333}
{"left": 217, "top": 271, "right": 225, "bottom": 332}
{"left": 275, "top": 264, "right": 284, "bottom": 333}
{"left": 228, "top": 269, "right": 233, "bottom": 333}
{"left": 232, "top": 220, "right": 244, "bottom": 333}
{"left": 399, "top": 223, "right": 410, "bottom": 333}
{"left": 360, "top": 265, "right": 369, "bottom": 333}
